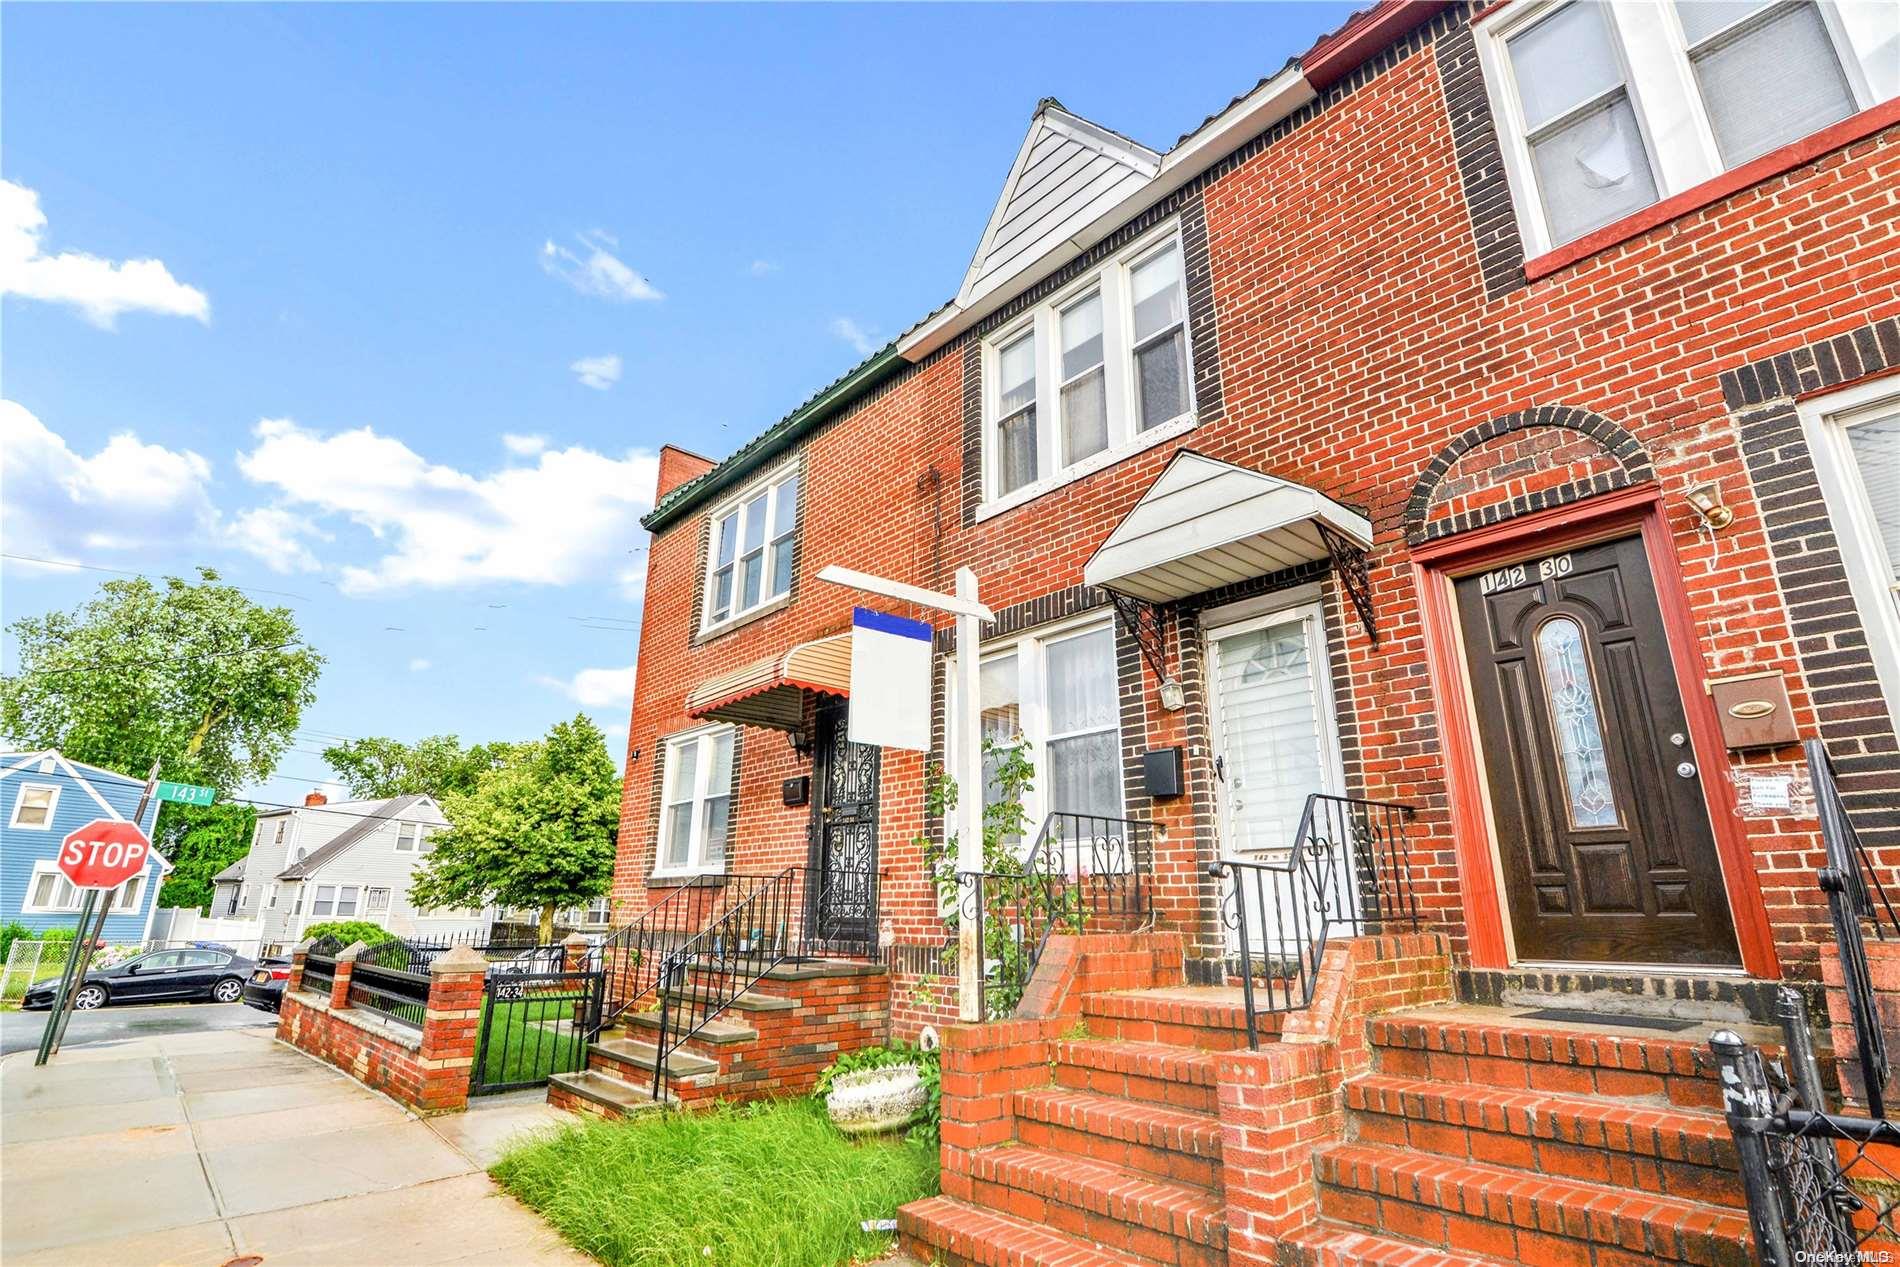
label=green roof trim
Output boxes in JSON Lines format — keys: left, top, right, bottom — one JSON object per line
{"left": 642, "top": 344, "right": 909, "bottom": 533}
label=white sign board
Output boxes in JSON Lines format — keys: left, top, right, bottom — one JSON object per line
{"left": 848, "top": 607, "right": 932, "bottom": 752}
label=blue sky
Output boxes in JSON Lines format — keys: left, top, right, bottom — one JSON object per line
{"left": 2, "top": 1, "right": 1358, "bottom": 808}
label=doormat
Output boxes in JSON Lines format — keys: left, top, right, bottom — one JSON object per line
{"left": 1516, "top": 1007, "right": 1697, "bottom": 1032}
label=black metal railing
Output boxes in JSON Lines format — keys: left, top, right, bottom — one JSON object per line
{"left": 589, "top": 873, "right": 786, "bottom": 1033}
{"left": 347, "top": 958, "right": 431, "bottom": 1029}
{"left": 964, "top": 811, "right": 1157, "bottom": 1020}
{"left": 1713, "top": 986, "right": 1900, "bottom": 1264}
{"left": 300, "top": 934, "right": 343, "bottom": 997}
{"left": 1206, "top": 793, "right": 1420, "bottom": 1048}
{"left": 472, "top": 967, "right": 603, "bottom": 1095}
{"left": 397, "top": 931, "right": 556, "bottom": 974}
{"left": 1810, "top": 737, "right": 1899, "bottom": 1120}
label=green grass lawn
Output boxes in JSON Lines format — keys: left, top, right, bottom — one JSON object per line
{"left": 491, "top": 1099, "right": 940, "bottom": 1267}
{"left": 475, "top": 996, "right": 589, "bottom": 1089}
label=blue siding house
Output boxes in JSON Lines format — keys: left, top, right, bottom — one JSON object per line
{"left": 0, "top": 750, "right": 167, "bottom": 941}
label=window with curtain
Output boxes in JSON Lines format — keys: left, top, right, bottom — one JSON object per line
{"left": 995, "top": 330, "right": 1039, "bottom": 496}
{"left": 1129, "top": 243, "right": 1189, "bottom": 431}
{"left": 1679, "top": 1, "right": 1856, "bottom": 167}
{"left": 658, "top": 728, "right": 735, "bottom": 875}
{"left": 1059, "top": 292, "right": 1107, "bottom": 465}
{"left": 704, "top": 468, "right": 800, "bottom": 629}
{"left": 11, "top": 784, "right": 58, "bottom": 828}
{"left": 1844, "top": 412, "right": 1900, "bottom": 617}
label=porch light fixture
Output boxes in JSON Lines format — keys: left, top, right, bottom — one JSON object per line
{"left": 1158, "top": 678, "right": 1185, "bottom": 711}
{"left": 1685, "top": 482, "right": 1734, "bottom": 531}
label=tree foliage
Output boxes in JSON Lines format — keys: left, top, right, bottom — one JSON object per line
{"left": 155, "top": 802, "right": 258, "bottom": 913}
{"left": 321, "top": 733, "right": 515, "bottom": 801}
{"left": 409, "top": 714, "right": 620, "bottom": 940}
{"left": 0, "top": 568, "right": 323, "bottom": 792}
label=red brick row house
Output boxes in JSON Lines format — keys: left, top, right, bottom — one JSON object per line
{"left": 588, "top": 1, "right": 1900, "bottom": 1260}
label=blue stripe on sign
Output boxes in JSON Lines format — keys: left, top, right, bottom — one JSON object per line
{"left": 853, "top": 607, "right": 932, "bottom": 642}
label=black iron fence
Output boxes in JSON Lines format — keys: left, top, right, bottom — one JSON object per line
{"left": 471, "top": 967, "right": 603, "bottom": 1095}
{"left": 963, "top": 811, "right": 1157, "bottom": 1021}
{"left": 1810, "top": 737, "right": 1899, "bottom": 1118}
{"left": 347, "top": 959, "right": 431, "bottom": 1028}
{"left": 1713, "top": 987, "right": 1900, "bottom": 1265}
{"left": 300, "top": 934, "right": 343, "bottom": 997}
{"left": 1206, "top": 793, "right": 1420, "bottom": 1048}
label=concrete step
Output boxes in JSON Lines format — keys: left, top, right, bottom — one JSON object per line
{"left": 619, "top": 1008, "right": 757, "bottom": 1046}
{"left": 589, "top": 1037, "right": 717, "bottom": 1080}
{"left": 658, "top": 985, "right": 797, "bottom": 1014}
{"left": 1344, "top": 1072, "right": 1743, "bottom": 1207}
{"left": 1053, "top": 1039, "right": 1221, "bottom": 1113}
{"left": 955, "top": 1144, "right": 1226, "bottom": 1264}
{"left": 898, "top": 1195, "right": 1148, "bottom": 1267}
{"left": 1078, "top": 987, "right": 1266, "bottom": 1051}
{"left": 547, "top": 1069, "right": 668, "bottom": 1119}
{"left": 1011, "top": 1087, "right": 1223, "bottom": 1192}
{"left": 1315, "top": 1141, "right": 1753, "bottom": 1265}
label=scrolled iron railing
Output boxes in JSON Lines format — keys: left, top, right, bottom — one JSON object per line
{"left": 964, "top": 811, "right": 1157, "bottom": 1021}
{"left": 1205, "top": 793, "right": 1420, "bottom": 1048}
{"left": 589, "top": 873, "right": 785, "bottom": 1034}
{"left": 1809, "top": 736, "right": 1899, "bottom": 1120}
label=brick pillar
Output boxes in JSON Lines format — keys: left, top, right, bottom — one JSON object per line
{"left": 286, "top": 940, "right": 310, "bottom": 994}
{"left": 331, "top": 940, "right": 367, "bottom": 1010}
{"left": 417, "top": 945, "right": 486, "bottom": 1114}
{"left": 1820, "top": 939, "right": 1900, "bottom": 1112}
{"left": 277, "top": 940, "right": 312, "bottom": 1044}
{"left": 1215, "top": 1042, "right": 1344, "bottom": 1267}
{"left": 938, "top": 1017, "right": 1060, "bottom": 1203}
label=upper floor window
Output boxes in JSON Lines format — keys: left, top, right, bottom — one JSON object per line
{"left": 1479, "top": 0, "right": 1892, "bottom": 255}
{"left": 10, "top": 784, "right": 59, "bottom": 829}
{"left": 394, "top": 822, "right": 435, "bottom": 853}
{"left": 983, "top": 228, "right": 1196, "bottom": 511}
{"left": 703, "top": 466, "right": 799, "bottom": 631}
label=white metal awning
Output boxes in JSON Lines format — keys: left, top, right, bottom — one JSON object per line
{"left": 683, "top": 632, "right": 852, "bottom": 732}
{"left": 1083, "top": 451, "right": 1372, "bottom": 604}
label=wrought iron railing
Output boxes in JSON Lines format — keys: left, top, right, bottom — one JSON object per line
{"left": 1713, "top": 986, "right": 1900, "bottom": 1265}
{"left": 473, "top": 967, "right": 602, "bottom": 1095}
{"left": 1206, "top": 793, "right": 1420, "bottom": 1048}
{"left": 589, "top": 873, "right": 786, "bottom": 1033}
{"left": 347, "top": 956, "right": 431, "bottom": 1028}
{"left": 1810, "top": 737, "right": 1899, "bottom": 1119}
{"left": 965, "top": 811, "right": 1157, "bottom": 1020}
{"left": 300, "top": 934, "right": 343, "bottom": 997}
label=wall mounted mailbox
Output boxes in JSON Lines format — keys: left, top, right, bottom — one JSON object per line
{"left": 1142, "top": 747, "right": 1184, "bottom": 799}
{"left": 1705, "top": 670, "right": 1797, "bottom": 750}
{"left": 782, "top": 776, "right": 810, "bottom": 807}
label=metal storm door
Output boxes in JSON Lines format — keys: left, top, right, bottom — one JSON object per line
{"left": 1454, "top": 533, "right": 1740, "bottom": 967}
{"left": 811, "top": 697, "right": 879, "bottom": 952}
{"left": 1206, "top": 602, "right": 1346, "bottom": 953}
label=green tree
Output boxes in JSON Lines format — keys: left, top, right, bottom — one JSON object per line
{"left": 321, "top": 734, "right": 514, "bottom": 801}
{"left": 0, "top": 568, "right": 323, "bottom": 792}
{"left": 409, "top": 714, "right": 619, "bottom": 941}
{"left": 154, "top": 803, "right": 259, "bottom": 913}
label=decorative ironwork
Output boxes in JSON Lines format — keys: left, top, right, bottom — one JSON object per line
{"left": 1317, "top": 523, "right": 1379, "bottom": 647}
{"left": 1206, "top": 793, "right": 1420, "bottom": 1048}
{"left": 1107, "top": 592, "right": 1174, "bottom": 688}
{"left": 813, "top": 702, "right": 880, "bottom": 949}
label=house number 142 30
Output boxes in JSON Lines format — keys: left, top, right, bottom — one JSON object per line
{"left": 1479, "top": 552, "right": 1573, "bottom": 594}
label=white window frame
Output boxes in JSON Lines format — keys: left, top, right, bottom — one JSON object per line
{"left": 585, "top": 894, "right": 612, "bottom": 925}
{"left": 266, "top": 883, "right": 278, "bottom": 910}
{"left": 366, "top": 886, "right": 391, "bottom": 914}
{"left": 945, "top": 611, "right": 1126, "bottom": 840}
{"left": 978, "top": 223, "right": 1198, "bottom": 520}
{"left": 1475, "top": 0, "right": 1894, "bottom": 257}
{"left": 9, "top": 783, "right": 60, "bottom": 830}
{"left": 274, "top": 820, "right": 287, "bottom": 845}
{"left": 653, "top": 725, "right": 736, "bottom": 878}
{"left": 1797, "top": 378, "right": 1900, "bottom": 738}
{"left": 395, "top": 822, "right": 419, "bottom": 852}
{"left": 699, "top": 463, "right": 800, "bottom": 634}
{"left": 22, "top": 861, "right": 146, "bottom": 914}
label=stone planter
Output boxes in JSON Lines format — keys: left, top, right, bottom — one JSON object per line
{"left": 825, "top": 1064, "right": 927, "bottom": 1136}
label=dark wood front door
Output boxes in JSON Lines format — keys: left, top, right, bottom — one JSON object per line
{"left": 810, "top": 698, "right": 879, "bottom": 953}
{"left": 1454, "top": 533, "right": 1740, "bottom": 966}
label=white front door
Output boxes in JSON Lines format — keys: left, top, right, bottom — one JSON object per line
{"left": 1206, "top": 600, "right": 1347, "bottom": 952}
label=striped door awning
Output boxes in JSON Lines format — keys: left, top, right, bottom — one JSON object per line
{"left": 683, "top": 632, "right": 852, "bottom": 731}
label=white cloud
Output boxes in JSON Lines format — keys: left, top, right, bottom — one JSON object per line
{"left": 830, "top": 317, "right": 879, "bottom": 356}
{"left": 541, "top": 231, "right": 662, "bottom": 302}
{"left": 409, "top": 658, "right": 432, "bottom": 672}
{"left": 536, "top": 664, "right": 636, "bottom": 709}
{"left": 235, "top": 417, "right": 658, "bottom": 595}
{"left": 0, "top": 399, "right": 220, "bottom": 557}
{"left": 748, "top": 259, "right": 778, "bottom": 277}
{"left": 227, "top": 506, "right": 328, "bottom": 573}
{"left": 0, "top": 180, "right": 209, "bottom": 328}
{"left": 570, "top": 354, "right": 622, "bottom": 391}
{"left": 502, "top": 433, "right": 548, "bottom": 457}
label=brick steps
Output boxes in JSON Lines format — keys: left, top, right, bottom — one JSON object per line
{"left": 1012, "top": 1088, "right": 1224, "bottom": 1192}
{"left": 956, "top": 1145, "right": 1225, "bottom": 1265}
{"left": 898, "top": 1195, "right": 1147, "bottom": 1267}
{"left": 1283, "top": 1223, "right": 1515, "bottom": 1267}
{"left": 619, "top": 1008, "right": 757, "bottom": 1046}
{"left": 1345, "top": 1072, "right": 1742, "bottom": 1207}
{"left": 1079, "top": 989, "right": 1263, "bottom": 1050}
{"left": 1054, "top": 1039, "right": 1222, "bottom": 1113}
{"left": 1315, "top": 1141, "right": 1753, "bottom": 1265}
{"left": 589, "top": 1036, "right": 718, "bottom": 1081}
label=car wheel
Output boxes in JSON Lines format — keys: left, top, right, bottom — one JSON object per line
{"left": 74, "top": 984, "right": 108, "bottom": 1010}
{"left": 211, "top": 977, "right": 244, "bottom": 1004}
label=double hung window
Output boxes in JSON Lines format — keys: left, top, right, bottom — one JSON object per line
{"left": 24, "top": 863, "right": 143, "bottom": 913}
{"left": 704, "top": 468, "right": 799, "bottom": 629}
{"left": 10, "top": 784, "right": 58, "bottom": 829}
{"left": 657, "top": 727, "right": 735, "bottom": 876}
{"left": 311, "top": 885, "right": 361, "bottom": 919}
{"left": 984, "top": 227, "right": 1195, "bottom": 510}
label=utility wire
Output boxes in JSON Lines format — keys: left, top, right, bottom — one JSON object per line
{"left": 1, "top": 553, "right": 315, "bottom": 603}
{"left": 7, "top": 643, "right": 305, "bottom": 679}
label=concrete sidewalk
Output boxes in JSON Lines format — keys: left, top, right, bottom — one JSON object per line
{"left": 1, "top": 1024, "right": 589, "bottom": 1266}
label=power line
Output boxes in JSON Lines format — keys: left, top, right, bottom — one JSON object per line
{"left": 8, "top": 642, "right": 306, "bottom": 679}
{"left": 1, "top": 553, "right": 315, "bottom": 603}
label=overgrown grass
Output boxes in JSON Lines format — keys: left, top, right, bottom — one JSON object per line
{"left": 492, "top": 1099, "right": 939, "bottom": 1267}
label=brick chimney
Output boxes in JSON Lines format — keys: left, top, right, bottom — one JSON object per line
{"left": 656, "top": 444, "right": 717, "bottom": 502}
{"left": 304, "top": 789, "right": 328, "bottom": 807}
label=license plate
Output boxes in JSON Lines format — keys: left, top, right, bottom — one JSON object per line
{"left": 251, "top": 971, "right": 269, "bottom": 983}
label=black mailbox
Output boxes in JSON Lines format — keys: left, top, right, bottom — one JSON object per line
{"left": 782, "top": 776, "right": 810, "bottom": 807}
{"left": 1141, "top": 747, "right": 1183, "bottom": 799}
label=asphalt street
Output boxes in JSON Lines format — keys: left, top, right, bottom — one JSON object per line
{"left": 0, "top": 1002, "right": 277, "bottom": 1057}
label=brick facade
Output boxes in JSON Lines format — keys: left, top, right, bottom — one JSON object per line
{"left": 616, "top": 0, "right": 1900, "bottom": 990}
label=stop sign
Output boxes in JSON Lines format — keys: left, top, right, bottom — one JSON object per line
{"left": 58, "top": 819, "right": 152, "bottom": 891}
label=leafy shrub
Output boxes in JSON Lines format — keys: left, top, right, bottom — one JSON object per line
{"left": 39, "top": 928, "right": 77, "bottom": 944}
{"left": 813, "top": 1040, "right": 941, "bottom": 1143}
{"left": 0, "top": 921, "right": 30, "bottom": 964}
{"left": 299, "top": 920, "right": 402, "bottom": 948}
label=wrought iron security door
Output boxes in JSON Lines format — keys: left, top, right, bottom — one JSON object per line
{"left": 810, "top": 698, "right": 879, "bottom": 955}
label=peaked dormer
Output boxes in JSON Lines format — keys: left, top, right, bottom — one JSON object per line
{"left": 958, "top": 99, "right": 1162, "bottom": 309}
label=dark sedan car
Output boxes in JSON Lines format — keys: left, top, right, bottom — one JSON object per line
{"left": 241, "top": 957, "right": 293, "bottom": 1013}
{"left": 20, "top": 946, "right": 256, "bottom": 1011}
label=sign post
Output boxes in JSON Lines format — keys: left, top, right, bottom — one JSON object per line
{"left": 35, "top": 762, "right": 159, "bottom": 1065}
{"left": 817, "top": 565, "right": 993, "bottom": 1021}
